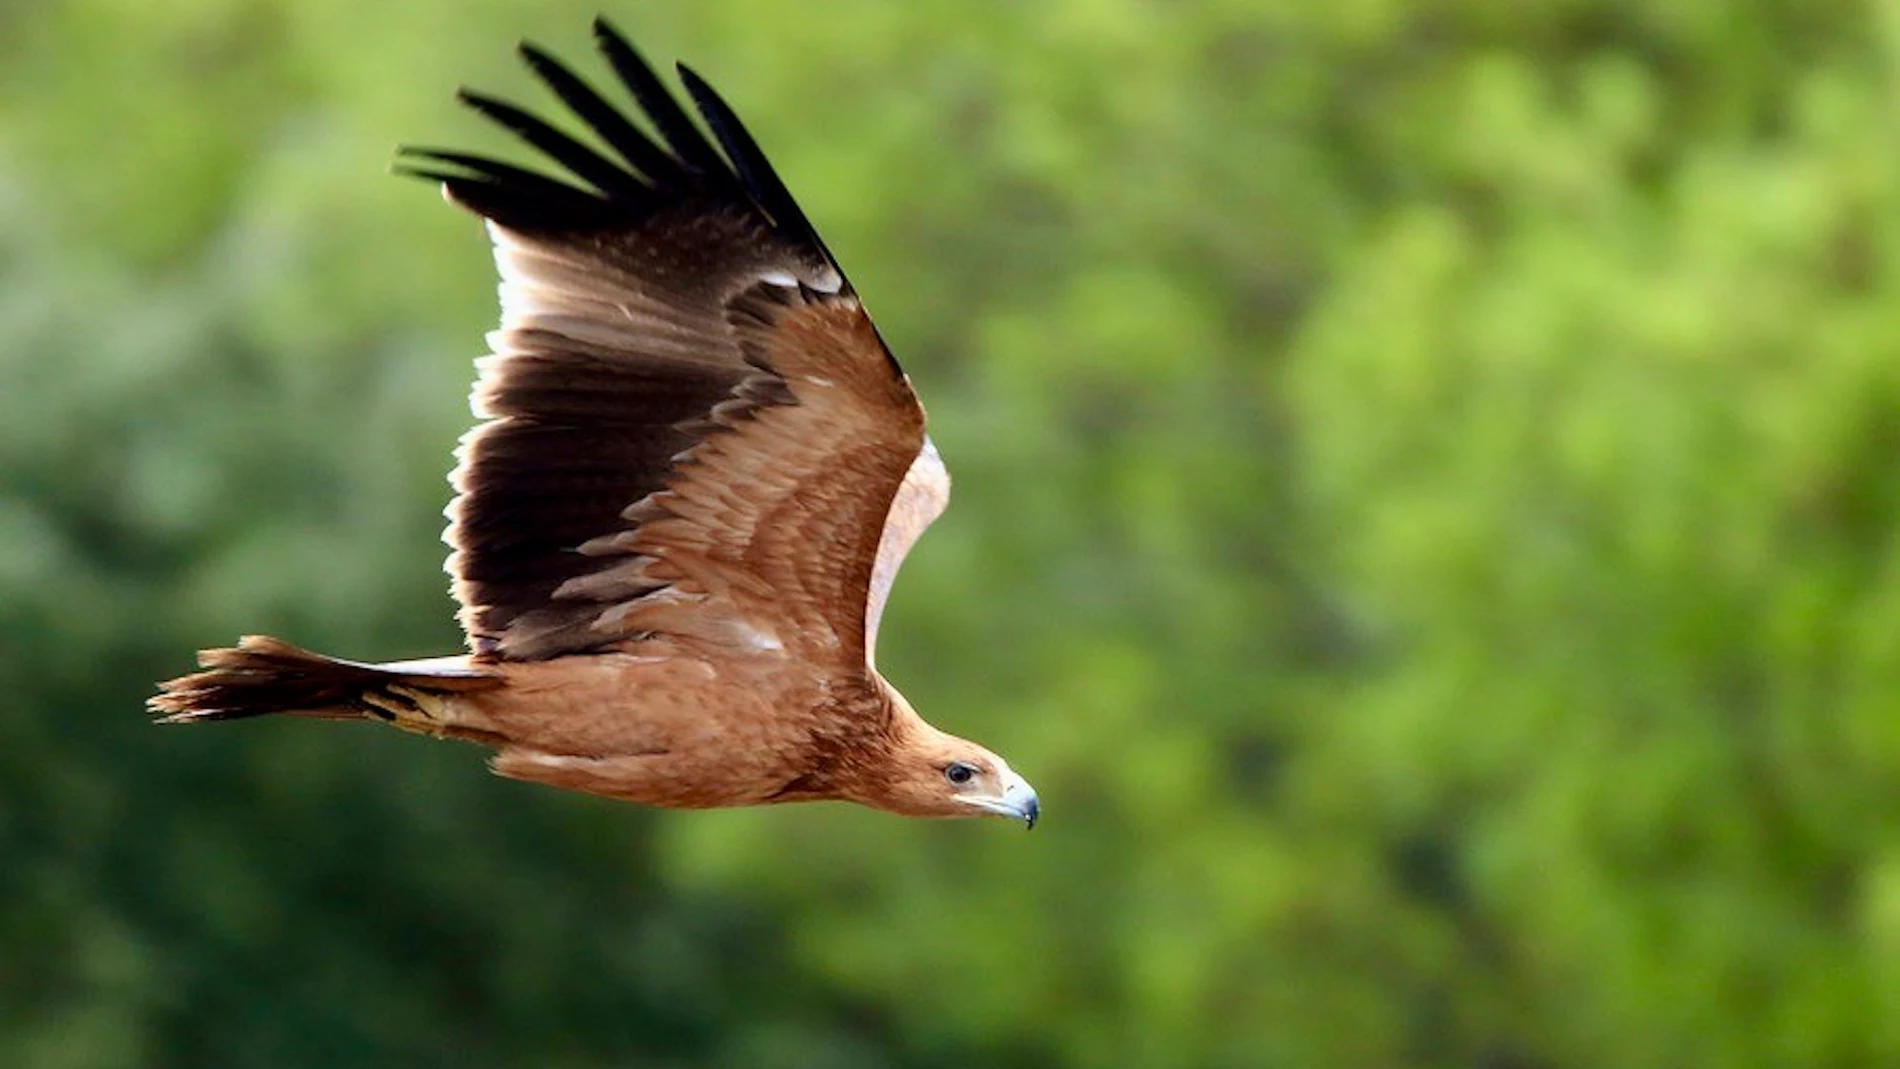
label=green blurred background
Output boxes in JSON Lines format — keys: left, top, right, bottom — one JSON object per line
{"left": 5, "top": 0, "right": 1900, "bottom": 1066}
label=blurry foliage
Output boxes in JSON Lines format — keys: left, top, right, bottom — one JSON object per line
{"left": 4, "top": 0, "right": 1900, "bottom": 1066}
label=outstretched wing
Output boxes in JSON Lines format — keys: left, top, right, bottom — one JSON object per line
{"left": 400, "top": 19, "right": 940, "bottom": 667}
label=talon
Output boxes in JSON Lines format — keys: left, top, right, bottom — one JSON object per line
{"left": 359, "top": 690, "right": 409, "bottom": 721}
{"left": 384, "top": 683, "right": 428, "bottom": 712}
{"left": 360, "top": 685, "right": 444, "bottom": 735}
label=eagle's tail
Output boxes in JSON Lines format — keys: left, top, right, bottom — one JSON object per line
{"left": 148, "top": 635, "right": 501, "bottom": 726}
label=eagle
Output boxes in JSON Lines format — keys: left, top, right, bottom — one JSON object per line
{"left": 148, "top": 18, "right": 1038, "bottom": 830}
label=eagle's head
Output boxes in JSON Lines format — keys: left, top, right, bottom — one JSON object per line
{"left": 852, "top": 699, "right": 1039, "bottom": 828}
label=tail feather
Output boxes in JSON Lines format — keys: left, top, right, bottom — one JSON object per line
{"left": 149, "top": 635, "right": 501, "bottom": 724}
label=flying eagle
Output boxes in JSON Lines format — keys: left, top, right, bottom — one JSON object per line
{"left": 148, "top": 18, "right": 1038, "bottom": 829}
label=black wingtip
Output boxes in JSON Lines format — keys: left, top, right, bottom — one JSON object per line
{"left": 591, "top": 20, "right": 731, "bottom": 180}
{"left": 517, "top": 40, "right": 556, "bottom": 74}
{"left": 591, "top": 14, "right": 632, "bottom": 54}
{"left": 673, "top": 61, "right": 837, "bottom": 270}
{"left": 673, "top": 60, "right": 708, "bottom": 97}
{"left": 516, "top": 34, "right": 689, "bottom": 191}
{"left": 390, "top": 145, "right": 460, "bottom": 185}
{"left": 516, "top": 40, "right": 562, "bottom": 77}
{"left": 396, "top": 16, "right": 843, "bottom": 271}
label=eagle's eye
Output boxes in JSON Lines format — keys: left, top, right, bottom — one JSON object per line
{"left": 944, "top": 762, "right": 977, "bottom": 786}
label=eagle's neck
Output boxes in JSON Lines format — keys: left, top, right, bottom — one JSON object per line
{"left": 828, "top": 680, "right": 975, "bottom": 818}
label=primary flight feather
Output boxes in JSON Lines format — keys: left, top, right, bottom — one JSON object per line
{"left": 148, "top": 17, "right": 1038, "bottom": 829}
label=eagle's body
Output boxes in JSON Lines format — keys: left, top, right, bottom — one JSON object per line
{"left": 394, "top": 644, "right": 901, "bottom": 811}
{"left": 148, "top": 19, "right": 1038, "bottom": 829}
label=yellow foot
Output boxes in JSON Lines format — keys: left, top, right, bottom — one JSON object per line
{"left": 360, "top": 683, "right": 449, "bottom": 738}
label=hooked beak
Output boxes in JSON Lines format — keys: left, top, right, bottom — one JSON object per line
{"left": 963, "top": 767, "right": 1040, "bottom": 830}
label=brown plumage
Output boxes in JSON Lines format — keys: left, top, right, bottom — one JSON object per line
{"left": 148, "top": 18, "right": 1037, "bottom": 829}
